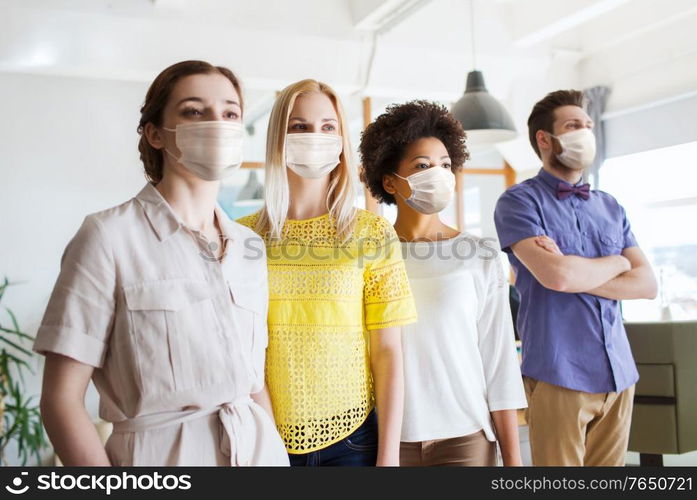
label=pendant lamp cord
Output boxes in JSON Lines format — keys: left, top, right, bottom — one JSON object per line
{"left": 470, "top": 0, "right": 477, "bottom": 70}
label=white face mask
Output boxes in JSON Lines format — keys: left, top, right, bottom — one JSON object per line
{"left": 394, "top": 166, "right": 455, "bottom": 214}
{"left": 163, "top": 121, "right": 244, "bottom": 181}
{"left": 551, "top": 128, "right": 596, "bottom": 170}
{"left": 285, "top": 133, "right": 342, "bottom": 179}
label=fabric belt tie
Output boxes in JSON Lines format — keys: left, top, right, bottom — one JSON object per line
{"left": 112, "top": 396, "right": 255, "bottom": 466}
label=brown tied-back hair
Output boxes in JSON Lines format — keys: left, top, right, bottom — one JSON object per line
{"left": 137, "top": 60, "right": 244, "bottom": 184}
{"left": 527, "top": 89, "right": 585, "bottom": 159}
{"left": 359, "top": 100, "right": 469, "bottom": 205}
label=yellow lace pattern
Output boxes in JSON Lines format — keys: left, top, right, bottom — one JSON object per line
{"left": 236, "top": 209, "right": 417, "bottom": 453}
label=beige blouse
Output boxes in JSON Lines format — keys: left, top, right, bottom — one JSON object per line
{"left": 33, "top": 183, "right": 289, "bottom": 466}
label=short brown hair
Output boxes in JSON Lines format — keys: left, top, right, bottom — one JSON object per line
{"left": 527, "top": 89, "right": 585, "bottom": 159}
{"left": 359, "top": 100, "right": 469, "bottom": 205}
{"left": 137, "top": 60, "right": 243, "bottom": 184}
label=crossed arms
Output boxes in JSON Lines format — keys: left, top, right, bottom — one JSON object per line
{"left": 510, "top": 236, "right": 658, "bottom": 300}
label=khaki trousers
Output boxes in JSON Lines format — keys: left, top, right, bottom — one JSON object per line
{"left": 523, "top": 376, "right": 635, "bottom": 466}
{"left": 400, "top": 430, "right": 497, "bottom": 466}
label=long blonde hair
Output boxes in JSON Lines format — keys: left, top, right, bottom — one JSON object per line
{"left": 255, "top": 79, "right": 358, "bottom": 241}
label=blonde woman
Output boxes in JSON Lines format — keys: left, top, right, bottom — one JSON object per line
{"left": 237, "top": 80, "right": 417, "bottom": 466}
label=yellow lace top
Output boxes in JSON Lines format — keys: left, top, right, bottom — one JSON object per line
{"left": 236, "top": 209, "right": 417, "bottom": 453}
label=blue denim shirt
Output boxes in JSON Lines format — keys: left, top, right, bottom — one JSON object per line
{"left": 494, "top": 168, "right": 639, "bottom": 393}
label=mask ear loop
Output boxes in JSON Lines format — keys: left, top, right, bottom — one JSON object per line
{"left": 545, "top": 130, "right": 565, "bottom": 166}
{"left": 163, "top": 148, "right": 180, "bottom": 162}
{"left": 391, "top": 173, "right": 413, "bottom": 203}
{"left": 159, "top": 126, "right": 180, "bottom": 163}
{"left": 546, "top": 130, "right": 561, "bottom": 146}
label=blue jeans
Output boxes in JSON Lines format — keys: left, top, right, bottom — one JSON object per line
{"left": 288, "top": 410, "right": 378, "bottom": 466}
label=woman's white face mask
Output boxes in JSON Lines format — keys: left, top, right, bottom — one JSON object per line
{"left": 163, "top": 121, "right": 244, "bottom": 181}
{"left": 285, "top": 133, "right": 343, "bottom": 179}
{"left": 394, "top": 166, "right": 455, "bottom": 214}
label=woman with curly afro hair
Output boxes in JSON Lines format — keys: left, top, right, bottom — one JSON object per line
{"left": 359, "top": 100, "right": 527, "bottom": 467}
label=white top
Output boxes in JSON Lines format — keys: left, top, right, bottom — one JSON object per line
{"left": 400, "top": 233, "right": 527, "bottom": 443}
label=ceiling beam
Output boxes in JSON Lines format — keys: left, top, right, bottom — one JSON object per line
{"left": 581, "top": 3, "right": 697, "bottom": 59}
{"left": 350, "top": 0, "right": 431, "bottom": 34}
{"left": 512, "top": 0, "right": 630, "bottom": 48}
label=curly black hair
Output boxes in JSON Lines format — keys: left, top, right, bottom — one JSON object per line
{"left": 359, "top": 100, "right": 469, "bottom": 205}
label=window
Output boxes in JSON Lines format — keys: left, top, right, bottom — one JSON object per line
{"left": 601, "top": 141, "right": 697, "bottom": 321}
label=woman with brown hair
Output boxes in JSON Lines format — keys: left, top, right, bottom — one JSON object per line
{"left": 34, "top": 60, "right": 288, "bottom": 466}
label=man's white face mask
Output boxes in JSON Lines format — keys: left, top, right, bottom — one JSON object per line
{"left": 549, "top": 128, "right": 596, "bottom": 170}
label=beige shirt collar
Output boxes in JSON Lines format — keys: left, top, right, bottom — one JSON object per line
{"left": 135, "top": 183, "right": 236, "bottom": 243}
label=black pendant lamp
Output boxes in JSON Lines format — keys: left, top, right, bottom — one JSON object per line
{"left": 451, "top": 0, "right": 516, "bottom": 145}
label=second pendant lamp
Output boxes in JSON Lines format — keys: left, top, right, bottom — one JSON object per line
{"left": 451, "top": 0, "right": 516, "bottom": 146}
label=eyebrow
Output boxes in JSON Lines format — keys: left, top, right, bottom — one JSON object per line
{"left": 410, "top": 155, "right": 451, "bottom": 161}
{"left": 176, "top": 97, "right": 240, "bottom": 106}
{"left": 288, "top": 117, "right": 338, "bottom": 122}
{"left": 565, "top": 118, "right": 594, "bottom": 126}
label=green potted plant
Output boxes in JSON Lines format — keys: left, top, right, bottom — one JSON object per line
{"left": 0, "top": 276, "right": 48, "bottom": 465}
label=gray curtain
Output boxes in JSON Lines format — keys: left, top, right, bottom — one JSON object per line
{"left": 583, "top": 86, "right": 610, "bottom": 188}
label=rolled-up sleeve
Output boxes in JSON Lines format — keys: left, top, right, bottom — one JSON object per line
{"left": 619, "top": 204, "right": 638, "bottom": 249}
{"left": 476, "top": 253, "right": 527, "bottom": 411}
{"left": 494, "top": 188, "right": 545, "bottom": 254}
{"left": 33, "top": 215, "right": 116, "bottom": 368}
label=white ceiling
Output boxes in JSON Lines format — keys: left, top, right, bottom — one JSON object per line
{"left": 2, "top": 0, "right": 696, "bottom": 168}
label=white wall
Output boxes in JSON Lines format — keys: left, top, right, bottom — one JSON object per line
{"left": 0, "top": 72, "right": 148, "bottom": 464}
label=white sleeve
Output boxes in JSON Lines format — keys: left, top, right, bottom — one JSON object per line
{"left": 476, "top": 252, "right": 527, "bottom": 411}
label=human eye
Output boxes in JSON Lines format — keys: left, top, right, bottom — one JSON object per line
{"left": 415, "top": 163, "right": 430, "bottom": 169}
{"left": 289, "top": 123, "right": 307, "bottom": 131}
{"left": 181, "top": 106, "right": 203, "bottom": 118}
{"left": 442, "top": 163, "right": 452, "bottom": 169}
{"left": 224, "top": 110, "right": 240, "bottom": 120}
{"left": 322, "top": 123, "right": 336, "bottom": 132}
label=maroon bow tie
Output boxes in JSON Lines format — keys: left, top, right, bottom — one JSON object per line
{"left": 557, "top": 183, "right": 590, "bottom": 200}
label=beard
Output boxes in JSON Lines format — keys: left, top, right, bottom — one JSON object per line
{"left": 551, "top": 153, "right": 584, "bottom": 172}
